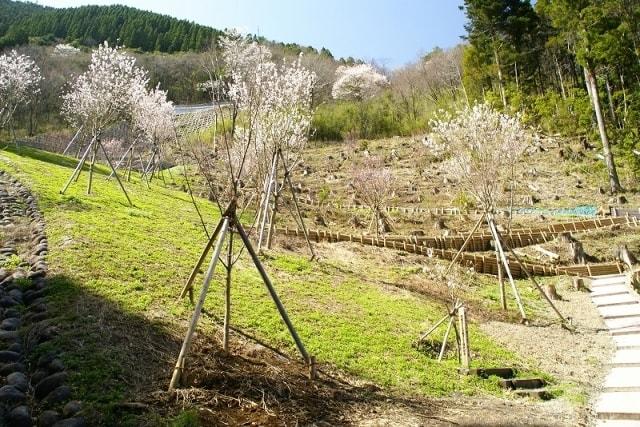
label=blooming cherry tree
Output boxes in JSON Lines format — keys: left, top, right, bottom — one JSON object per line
{"left": 425, "top": 103, "right": 529, "bottom": 212}
{"left": 351, "top": 156, "right": 396, "bottom": 236}
{"left": 62, "top": 42, "right": 149, "bottom": 140}
{"left": 331, "top": 63, "right": 388, "bottom": 101}
{"left": 0, "top": 51, "right": 42, "bottom": 137}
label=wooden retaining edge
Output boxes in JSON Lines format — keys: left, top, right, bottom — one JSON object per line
{"left": 275, "top": 226, "right": 625, "bottom": 279}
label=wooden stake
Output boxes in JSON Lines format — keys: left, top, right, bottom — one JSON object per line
{"left": 235, "top": 219, "right": 311, "bottom": 365}
{"left": 87, "top": 141, "right": 97, "bottom": 194}
{"left": 258, "top": 153, "right": 278, "bottom": 251}
{"left": 458, "top": 306, "right": 470, "bottom": 370}
{"left": 496, "top": 244, "right": 506, "bottom": 310}
{"left": 62, "top": 125, "right": 83, "bottom": 156}
{"left": 281, "top": 159, "right": 316, "bottom": 259}
{"left": 169, "top": 217, "right": 229, "bottom": 391}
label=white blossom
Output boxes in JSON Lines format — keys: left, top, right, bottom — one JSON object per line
{"left": 62, "top": 42, "right": 149, "bottom": 138}
{"left": 0, "top": 51, "right": 42, "bottom": 130}
{"left": 426, "top": 103, "right": 530, "bottom": 211}
{"left": 131, "top": 84, "right": 174, "bottom": 144}
{"left": 54, "top": 43, "right": 81, "bottom": 56}
{"left": 331, "top": 63, "right": 388, "bottom": 101}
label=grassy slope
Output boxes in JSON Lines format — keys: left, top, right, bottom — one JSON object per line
{"left": 0, "top": 146, "right": 543, "bottom": 422}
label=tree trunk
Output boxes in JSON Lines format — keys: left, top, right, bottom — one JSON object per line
{"left": 493, "top": 46, "right": 507, "bottom": 109}
{"left": 584, "top": 66, "right": 623, "bottom": 193}
{"left": 554, "top": 54, "right": 567, "bottom": 100}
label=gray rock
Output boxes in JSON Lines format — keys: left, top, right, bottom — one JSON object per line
{"left": 0, "top": 296, "right": 18, "bottom": 307}
{"left": 0, "top": 329, "right": 19, "bottom": 340}
{"left": 48, "top": 359, "right": 65, "bottom": 373}
{"left": 30, "top": 369, "right": 48, "bottom": 386}
{"left": 0, "top": 384, "right": 25, "bottom": 403}
{"left": 42, "top": 385, "right": 72, "bottom": 405}
{"left": 8, "top": 371, "right": 29, "bottom": 392}
{"left": 1, "top": 316, "right": 20, "bottom": 330}
{"left": 8, "top": 405, "right": 32, "bottom": 427}
{"left": 0, "top": 350, "right": 21, "bottom": 362}
{"left": 62, "top": 401, "right": 82, "bottom": 417}
{"left": 35, "top": 372, "right": 68, "bottom": 399}
{"left": 8, "top": 342, "right": 22, "bottom": 353}
{"left": 0, "top": 362, "right": 25, "bottom": 375}
{"left": 4, "top": 308, "right": 20, "bottom": 318}
{"left": 52, "top": 418, "right": 85, "bottom": 427}
{"left": 38, "top": 410, "right": 60, "bottom": 427}
{"left": 8, "top": 288, "right": 23, "bottom": 302}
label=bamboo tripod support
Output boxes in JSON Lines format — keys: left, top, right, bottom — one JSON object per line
{"left": 417, "top": 300, "right": 469, "bottom": 367}
{"left": 256, "top": 148, "right": 316, "bottom": 259}
{"left": 170, "top": 202, "right": 314, "bottom": 391}
{"left": 60, "top": 137, "right": 132, "bottom": 206}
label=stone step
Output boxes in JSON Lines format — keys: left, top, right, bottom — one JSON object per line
{"left": 613, "top": 334, "right": 640, "bottom": 350}
{"left": 593, "top": 285, "right": 634, "bottom": 297}
{"left": 596, "top": 391, "right": 640, "bottom": 420}
{"left": 593, "top": 294, "right": 640, "bottom": 308}
{"left": 512, "top": 388, "right": 551, "bottom": 400}
{"left": 498, "top": 378, "right": 545, "bottom": 390}
{"left": 599, "top": 304, "right": 640, "bottom": 319}
{"left": 611, "top": 350, "right": 640, "bottom": 367}
{"left": 604, "top": 367, "right": 640, "bottom": 391}
{"left": 612, "top": 327, "right": 640, "bottom": 337}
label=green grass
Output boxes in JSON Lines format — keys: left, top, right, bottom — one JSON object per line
{"left": 0, "top": 146, "right": 541, "bottom": 422}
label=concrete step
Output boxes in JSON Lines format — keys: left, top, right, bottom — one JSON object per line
{"left": 614, "top": 334, "right": 640, "bottom": 350}
{"left": 605, "top": 317, "right": 640, "bottom": 331}
{"left": 593, "top": 285, "right": 634, "bottom": 297}
{"left": 596, "top": 391, "right": 640, "bottom": 420}
{"left": 593, "top": 294, "right": 640, "bottom": 308}
{"left": 596, "top": 420, "right": 640, "bottom": 426}
{"left": 604, "top": 367, "right": 640, "bottom": 391}
{"left": 611, "top": 350, "right": 640, "bottom": 367}
{"left": 599, "top": 304, "right": 640, "bottom": 319}
{"left": 592, "top": 275, "right": 630, "bottom": 287}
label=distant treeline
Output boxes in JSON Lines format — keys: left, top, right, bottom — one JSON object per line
{"left": 0, "top": 0, "right": 333, "bottom": 57}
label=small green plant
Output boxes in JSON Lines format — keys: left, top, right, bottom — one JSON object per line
{"left": 358, "top": 139, "right": 369, "bottom": 152}
{"left": 170, "top": 410, "right": 199, "bottom": 427}
{"left": 317, "top": 185, "right": 331, "bottom": 206}
{"left": 1, "top": 254, "right": 22, "bottom": 270}
{"left": 452, "top": 191, "right": 475, "bottom": 210}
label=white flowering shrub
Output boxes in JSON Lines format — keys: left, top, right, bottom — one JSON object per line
{"left": 426, "top": 103, "right": 529, "bottom": 211}
{"left": 331, "top": 63, "right": 388, "bottom": 101}
{"left": 0, "top": 51, "right": 42, "bottom": 130}
{"left": 131, "top": 84, "right": 174, "bottom": 144}
{"left": 62, "top": 42, "right": 149, "bottom": 138}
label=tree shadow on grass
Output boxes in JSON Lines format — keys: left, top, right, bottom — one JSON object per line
{"left": 3, "top": 146, "right": 87, "bottom": 171}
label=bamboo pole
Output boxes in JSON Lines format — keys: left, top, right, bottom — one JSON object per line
{"left": 438, "top": 316, "right": 454, "bottom": 362}
{"left": 87, "top": 141, "right": 97, "bottom": 194}
{"left": 235, "top": 219, "right": 311, "bottom": 365}
{"left": 443, "top": 213, "right": 486, "bottom": 276}
{"left": 98, "top": 141, "right": 132, "bottom": 206}
{"left": 178, "top": 218, "right": 226, "bottom": 302}
{"left": 62, "top": 125, "right": 83, "bottom": 156}
{"left": 458, "top": 306, "right": 470, "bottom": 370}
{"left": 60, "top": 137, "right": 96, "bottom": 195}
{"left": 258, "top": 153, "right": 278, "bottom": 252}
{"left": 488, "top": 216, "right": 527, "bottom": 322}
{"left": 169, "top": 217, "right": 229, "bottom": 390}
{"left": 278, "top": 150, "right": 316, "bottom": 259}
{"left": 496, "top": 243, "right": 506, "bottom": 310}
{"left": 223, "top": 230, "right": 233, "bottom": 352}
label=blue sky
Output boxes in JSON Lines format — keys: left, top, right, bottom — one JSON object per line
{"left": 36, "top": 0, "right": 467, "bottom": 68}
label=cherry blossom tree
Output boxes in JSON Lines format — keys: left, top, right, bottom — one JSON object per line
{"left": 62, "top": 41, "right": 149, "bottom": 141}
{"left": 331, "top": 63, "right": 388, "bottom": 101}
{"left": 425, "top": 103, "right": 529, "bottom": 213}
{"left": 0, "top": 51, "right": 42, "bottom": 140}
{"left": 351, "top": 156, "right": 396, "bottom": 236}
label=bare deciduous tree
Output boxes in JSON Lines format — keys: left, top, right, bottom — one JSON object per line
{"left": 351, "top": 156, "right": 396, "bottom": 236}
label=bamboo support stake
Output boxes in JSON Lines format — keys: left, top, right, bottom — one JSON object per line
{"left": 179, "top": 218, "right": 226, "bottom": 302}
{"left": 438, "top": 316, "right": 454, "bottom": 362}
{"left": 98, "top": 141, "right": 132, "bottom": 206}
{"left": 61, "top": 137, "right": 95, "bottom": 194}
{"left": 496, "top": 243, "right": 506, "bottom": 310}
{"left": 488, "top": 216, "right": 527, "bottom": 322}
{"left": 235, "top": 219, "right": 311, "bottom": 366}
{"left": 258, "top": 153, "right": 278, "bottom": 251}
{"left": 443, "top": 214, "right": 486, "bottom": 276}
{"left": 87, "top": 142, "right": 97, "bottom": 194}
{"left": 223, "top": 230, "right": 233, "bottom": 352}
{"left": 62, "top": 125, "right": 83, "bottom": 155}
{"left": 169, "top": 217, "right": 229, "bottom": 391}
{"left": 458, "top": 306, "right": 470, "bottom": 370}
